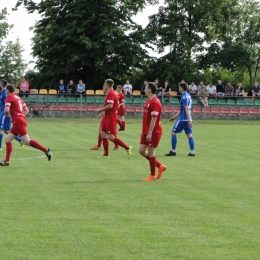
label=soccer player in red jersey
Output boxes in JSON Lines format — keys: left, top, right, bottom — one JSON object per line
{"left": 0, "top": 84, "right": 51, "bottom": 166}
{"left": 116, "top": 85, "right": 126, "bottom": 131}
{"left": 139, "top": 82, "right": 166, "bottom": 181}
{"left": 95, "top": 79, "right": 132, "bottom": 157}
{"left": 91, "top": 84, "right": 118, "bottom": 150}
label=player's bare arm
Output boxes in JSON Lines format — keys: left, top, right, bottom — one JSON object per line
{"left": 184, "top": 105, "right": 192, "bottom": 127}
{"left": 97, "top": 112, "right": 104, "bottom": 119}
{"left": 95, "top": 104, "right": 113, "bottom": 113}
{"left": 147, "top": 117, "right": 157, "bottom": 142}
{"left": 4, "top": 106, "right": 10, "bottom": 117}
{"left": 169, "top": 112, "right": 180, "bottom": 122}
{"left": 24, "top": 106, "right": 29, "bottom": 117}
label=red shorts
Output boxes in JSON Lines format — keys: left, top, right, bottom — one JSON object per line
{"left": 10, "top": 119, "right": 28, "bottom": 137}
{"left": 118, "top": 109, "right": 125, "bottom": 117}
{"left": 101, "top": 118, "right": 117, "bottom": 136}
{"left": 140, "top": 132, "right": 162, "bottom": 148}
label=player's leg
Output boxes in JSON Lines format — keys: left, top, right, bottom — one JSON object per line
{"left": 91, "top": 125, "right": 102, "bottom": 150}
{"left": 117, "top": 117, "right": 122, "bottom": 129}
{"left": 0, "top": 133, "right": 16, "bottom": 165}
{"left": 4, "top": 117, "right": 24, "bottom": 148}
{"left": 101, "top": 131, "right": 109, "bottom": 156}
{"left": 20, "top": 134, "right": 52, "bottom": 160}
{"left": 0, "top": 129, "right": 3, "bottom": 150}
{"left": 185, "top": 127, "right": 195, "bottom": 156}
{"left": 165, "top": 120, "right": 183, "bottom": 156}
{"left": 120, "top": 115, "right": 125, "bottom": 131}
{"left": 106, "top": 120, "right": 132, "bottom": 158}
{"left": 107, "top": 133, "right": 132, "bottom": 158}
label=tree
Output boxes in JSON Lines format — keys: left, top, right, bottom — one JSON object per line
{"left": 199, "top": 0, "right": 260, "bottom": 86}
{"left": 15, "top": 0, "right": 157, "bottom": 89}
{"left": 0, "top": 9, "right": 26, "bottom": 85}
{"left": 145, "top": 0, "right": 230, "bottom": 85}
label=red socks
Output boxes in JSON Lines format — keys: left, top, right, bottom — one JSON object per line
{"left": 5, "top": 142, "right": 12, "bottom": 162}
{"left": 97, "top": 133, "right": 102, "bottom": 148}
{"left": 146, "top": 155, "right": 161, "bottom": 168}
{"left": 149, "top": 156, "right": 156, "bottom": 176}
{"left": 30, "top": 140, "right": 47, "bottom": 153}
{"left": 117, "top": 119, "right": 122, "bottom": 128}
{"left": 121, "top": 121, "right": 125, "bottom": 130}
{"left": 113, "top": 137, "right": 129, "bottom": 150}
{"left": 103, "top": 138, "right": 109, "bottom": 156}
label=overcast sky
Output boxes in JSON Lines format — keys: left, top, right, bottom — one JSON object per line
{"left": 4, "top": 0, "right": 160, "bottom": 71}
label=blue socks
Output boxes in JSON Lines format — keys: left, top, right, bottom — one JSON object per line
{"left": 15, "top": 136, "right": 22, "bottom": 143}
{"left": 171, "top": 135, "right": 177, "bottom": 151}
{"left": 188, "top": 137, "right": 195, "bottom": 151}
{"left": 0, "top": 134, "right": 3, "bottom": 149}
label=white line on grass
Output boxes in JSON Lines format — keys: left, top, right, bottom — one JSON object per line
{"left": 13, "top": 155, "right": 46, "bottom": 161}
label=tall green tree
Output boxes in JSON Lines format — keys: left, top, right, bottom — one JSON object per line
{"left": 0, "top": 9, "right": 26, "bottom": 85}
{"left": 199, "top": 0, "right": 260, "bottom": 85}
{"left": 15, "top": 0, "right": 157, "bottom": 89}
{"left": 0, "top": 39, "right": 27, "bottom": 85}
{"left": 145, "top": 0, "right": 230, "bottom": 84}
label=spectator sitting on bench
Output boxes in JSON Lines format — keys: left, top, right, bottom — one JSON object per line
{"left": 67, "top": 80, "right": 76, "bottom": 96}
{"left": 216, "top": 79, "right": 225, "bottom": 97}
{"left": 57, "top": 79, "right": 67, "bottom": 96}
{"left": 141, "top": 79, "right": 148, "bottom": 96}
{"left": 225, "top": 81, "right": 234, "bottom": 97}
{"left": 199, "top": 86, "right": 209, "bottom": 107}
{"left": 162, "top": 80, "right": 171, "bottom": 96}
{"left": 234, "top": 83, "right": 244, "bottom": 98}
{"left": 252, "top": 82, "right": 260, "bottom": 101}
{"left": 19, "top": 76, "right": 30, "bottom": 97}
{"left": 77, "top": 79, "right": 86, "bottom": 96}
{"left": 123, "top": 80, "right": 133, "bottom": 96}
{"left": 188, "top": 82, "right": 197, "bottom": 96}
{"left": 206, "top": 82, "right": 216, "bottom": 97}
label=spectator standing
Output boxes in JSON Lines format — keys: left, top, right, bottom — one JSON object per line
{"left": 188, "top": 82, "right": 197, "bottom": 96}
{"left": 141, "top": 80, "right": 148, "bottom": 96}
{"left": 123, "top": 80, "right": 133, "bottom": 95}
{"left": 162, "top": 80, "right": 171, "bottom": 97}
{"left": 199, "top": 87, "right": 209, "bottom": 106}
{"left": 252, "top": 82, "right": 260, "bottom": 100}
{"left": 77, "top": 79, "right": 86, "bottom": 96}
{"left": 225, "top": 81, "right": 234, "bottom": 97}
{"left": 197, "top": 81, "right": 206, "bottom": 94}
{"left": 57, "top": 79, "right": 67, "bottom": 96}
{"left": 216, "top": 79, "right": 225, "bottom": 97}
{"left": 19, "top": 77, "right": 30, "bottom": 97}
{"left": 206, "top": 83, "right": 217, "bottom": 97}
{"left": 67, "top": 80, "right": 76, "bottom": 96}
{"left": 234, "top": 83, "right": 244, "bottom": 98}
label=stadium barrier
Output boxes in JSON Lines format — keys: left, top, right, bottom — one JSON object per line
{"left": 20, "top": 93, "right": 260, "bottom": 120}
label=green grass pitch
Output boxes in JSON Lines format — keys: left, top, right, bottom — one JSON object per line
{"left": 0, "top": 118, "right": 259, "bottom": 260}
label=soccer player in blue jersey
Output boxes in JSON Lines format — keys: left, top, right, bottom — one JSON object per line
{"left": 0, "top": 80, "right": 24, "bottom": 150}
{"left": 165, "top": 82, "right": 195, "bottom": 156}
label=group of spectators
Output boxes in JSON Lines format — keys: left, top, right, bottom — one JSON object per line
{"left": 56, "top": 79, "right": 86, "bottom": 96}
{"left": 17, "top": 76, "right": 260, "bottom": 107}
{"left": 188, "top": 80, "right": 260, "bottom": 106}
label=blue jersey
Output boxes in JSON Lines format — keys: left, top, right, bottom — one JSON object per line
{"left": 0, "top": 89, "right": 7, "bottom": 112}
{"left": 179, "top": 92, "right": 192, "bottom": 121}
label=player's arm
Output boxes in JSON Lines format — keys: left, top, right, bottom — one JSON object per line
{"left": 146, "top": 104, "right": 160, "bottom": 142}
{"left": 24, "top": 106, "right": 29, "bottom": 116}
{"left": 169, "top": 112, "right": 180, "bottom": 122}
{"left": 95, "top": 104, "right": 113, "bottom": 113}
{"left": 4, "top": 106, "right": 10, "bottom": 117}
{"left": 184, "top": 105, "right": 192, "bottom": 127}
{"left": 97, "top": 111, "right": 104, "bottom": 119}
{"left": 146, "top": 117, "right": 157, "bottom": 142}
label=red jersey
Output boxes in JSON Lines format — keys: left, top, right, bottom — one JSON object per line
{"left": 104, "top": 89, "right": 118, "bottom": 121}
{"left": 142, "top": 96, "right": 162, "bottom": 135}
{"left": 5, "top": 94, "right": 27, "bottom": 124}
{"left": 117, "top": 93, "right": 125, "bottom": 110}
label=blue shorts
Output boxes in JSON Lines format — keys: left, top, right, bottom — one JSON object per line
{"left": 172, "top": 120, "right": 192, "bottom": 134}
{"left": 0, "top": 111, "right": 11, "bottom": 131}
